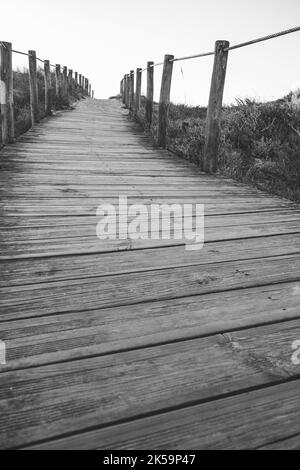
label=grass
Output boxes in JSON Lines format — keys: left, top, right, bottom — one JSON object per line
{"left": 13, "top": 67, "right": 87, "bottom": 138}
{"left": 135, "top": 94, "right": 300, "bottom": 202}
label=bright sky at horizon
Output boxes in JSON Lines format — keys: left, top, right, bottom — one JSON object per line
{"left": 2, "top": 0, "right": 300, "bottom": 106}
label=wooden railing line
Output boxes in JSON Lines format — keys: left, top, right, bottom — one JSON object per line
{"left": 120, "top": 25, "right": 300, "bottom": 174}
{"left": 0, "top": 40, "right": 95, "bottom": 147}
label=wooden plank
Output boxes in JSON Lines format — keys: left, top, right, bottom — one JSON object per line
{"left": 1, "top": 221, "right": 300, "bottom": 259}
{"left": 25, "top": 380, "right": 300, "bottom": 450}
{"left": 258, "top": 434, "right": 300, "bottom": 450}
{"left": 0, "top": 281, "right": 299, "bottom": 370}
{"left": 1, "top": 234, "right": 299, "bottom": 287}
{"left": 1, "top": 320, "right": 300, "bottom": 448}
{"left": 0, "top": 255, "right": 299, "bottom": 320}
{"left": 1, "top": 209, "right": 299, "bottom": 228}
{"left": 0, "top": 198, "right": 295, "bottom": 218}
{"left": 3, "top": 211, "right": 300, "bottom": 241}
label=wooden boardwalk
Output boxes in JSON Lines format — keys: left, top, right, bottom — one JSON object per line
{"left": 0, "top": 98, "right": 300, "bottom": 450}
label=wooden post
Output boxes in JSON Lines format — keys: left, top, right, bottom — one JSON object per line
{"left": 126, "top": 74, "right": 130, "bottom": 107}
{"left": 129, "top": 70, "right": 134, "bottom": 111}
{"left": 89, "top": 84, "right": 91, "bottom": 96}
{"left": 68, "top": 69, "right": 73, "bottom": 95}
{"left": 44, "top": 60, "right": 52, "bottom": 116}
{"left": 63, "top": 66, "right": 68, "bottom": 98}
{"left": 158, "top": 54, "right": 174, "bottom": 148}
{"left": 203, "top": 40, "right": 229, "bottom": 173}
{"left": 135, "top": 68, "right": 142, "bottom": 117}
{"left": 79, "top": 74, "right": 82, "bottom": 90}
{"left": 146, "top": 61, "right": 154, "bottom": 126}
{"left": 28, "top": 50, "right": 39, "bottom": 124}
{"left": 122, "top": 75, "right": 126, "bottom": 104}
{"left": 0, "top": 41, "right": 14, "bottom": 145}
{"left": 55, "top": 64, "right": 61, "bottom": 97}
{"left": 74, "top": 71, "right": 78, "bottom": 86}
{"left": 92, "top": 90, "right": 94, "bottom": 99}
{"left": 123, "top": 75, "right": 127, "bottom": 104}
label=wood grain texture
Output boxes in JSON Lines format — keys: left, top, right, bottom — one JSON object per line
{"left": 1, "top": 320, "right": 300, "bottom": 448}
{"left": 0, "top": 281, "right": 299, "bottom": 370}
{"left": 0, "top": 98, "right": 299, "bottom": 449}
{"left": 26, "top": 380, "right": 300, "bottom": 450}
{"left": 0, "top": 255, "right": 299, "bottom": 320}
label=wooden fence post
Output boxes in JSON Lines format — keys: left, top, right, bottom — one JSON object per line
{"left": 44, "top": 60, "right": 52, "bottom": 116}
{"left": 28, "top": 50, "right": 39, "bottom": 124}
{"left": 92, "top": 90, "right": 94, "bottom": 99}
{"left": 0, "top": 41, "right": 14, "bottom": 145}
{"left": 146, "top": 61, "right": 154, "bottom": 126}
{"left": 79, "top": 74, "right": 82, "bottom": 90}
{"left": 123, "top": 74, "right": 127, "bottom": 106}
{"left": 68, "top": 69, "right": 73, "bottom": 95}
{"left": 129, "top": 70, "right": 134, "bottom": 111}
{"left": 203, "top": 40, "right": 229, "bottom": 173}
{"left": 126, "top": 74, "right": 130, "bottom": 107}
{"left": 89, "top": 84, "right": 91, "bottom": 96}
{"left": 122, "top": 75, "right": 126, "bottom": 104}
{"left": 55, "top": 64, "right": 61, "bottom": 98}
{"left": 135, "top": 68, "right": 142, "bottom": 117}
{"left": 158, "top": 54, "right": 174, "bottom": 148}
{"left": 63, "top": 66, "right": 68, "bottom": 99}
{"left": 74, "top": 71, "right": 78, "bottom": 86}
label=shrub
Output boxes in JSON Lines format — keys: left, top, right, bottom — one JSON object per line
{"left": 12, "top": 67, "right": 86, "bottom": 138}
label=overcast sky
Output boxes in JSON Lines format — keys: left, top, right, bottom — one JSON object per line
{"left": 2, "top": 0, "right": 300, "bottom": 105}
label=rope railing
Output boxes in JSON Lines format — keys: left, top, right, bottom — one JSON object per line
{"left": 0, "top": 40, "right": 94, "bottom": 146}
{"left": 171, "top": 50, "right": 215, "bottom": 63}
{"left": 224, "top": 25, "right": 300, "bottom": 52}
{"left": 133, "top": 25, "right": 300, "bottom": 73}
{"left": 120, "top": 25, "right": 300, "bottom": 174}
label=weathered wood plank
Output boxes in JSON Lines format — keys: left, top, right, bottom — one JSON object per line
{"left": 0, "top": 255, "right": 299, "bottom": 320}
{"left": 0, "top": 281, "right": 299, "bottom": 370}
{"left": 1, "top": 320, "right": 300, "bottom": 448}
{"left": 1, "top": 234, "right": 299, "bottom": 287}
{"left": 258, "top": 434, "right": 300, "bottom": 450}
{"left": 1, "top": 222, "right": 300, "bottom": 259}
{"left": 26, "top": 380, "right": 300, "bottom": 450}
